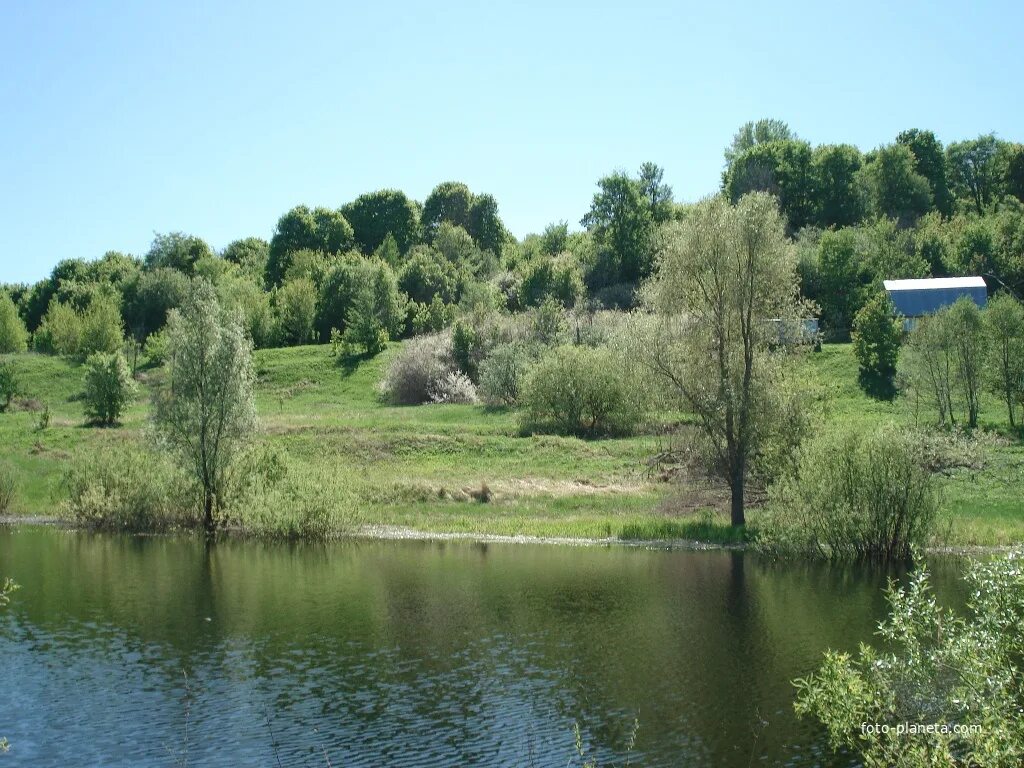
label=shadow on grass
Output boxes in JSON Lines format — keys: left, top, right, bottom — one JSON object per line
{"left": 334, "top": 349, "right": 376, "bottom": 376}
{"left": 857, "top": 370, "right": 897, "bottom": 401}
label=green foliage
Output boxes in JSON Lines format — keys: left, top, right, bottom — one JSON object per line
{"left": 144, "top": 232, "right": 214, "bottom": 274}
{"left": 398, "top": 246, "right": 461, "bottom": 305}
{"left": 0, "top": 292, "right": 28, "bottom": 353}
{"left": 478, "top": 342, "right": 531, "bottom": 407}
{"left": 758, "top": 425, "right": 937, "bottom": 561}
{"left": 521, "top": 345, "right": 640, "bottom": 437}
{"left": 63, "top": 446, "right": 199, "bottom": 531}
{"left": 817, "top": 228, "right": 863, "bottom": 334}
{"left": 897, "top": 128, "right": 953, "bottom": 216}
{"left": 379, "top": 332, "right": 453, "bottom": 404}
{"left": 143, "top": 328, "right": 169, "bottom": 366}
{"left": 983, "top": 292, "right": 1024, "bottom": 426}
{"left": 0, "top": 463, "right": 16, "bottom": 514}
{"left": 947, "top": 134, "right": 1007, "bottom": 215}
{"left": 409, "top": 296, "right": 457, "bottom": 335}
{"left": 82, "top": 351, "right": 136, "bottom": 426}
{"left": 221, "top": 236, "right": 270, "bottom": 280}
{"left": 858, "top": 144, "right": 932, "bottom": 224}
{"left": 794, "top": 552, "right": 1024, "bottom": 766}
{"left": 267, "top": 205, "right": 354, "bottom": 286}
{"left": 276, "top": 277, "right": 318, "bottom": 345}
{"left": 812, "top": 143, "right": 864, "bottom": 227}
{"left": 34, "top": 299, "right": 83, "bottom": 355}
{"left": 0, "top": 362, "right": 19, "bottom": 412}
{"left": 342, "top": 260, "right": 406, "bottom": 355}
{"left": 342, "top": 189, "right": 421, "bottom": 254}
{"left": 156, "top": 280, "right": 257, "bottom": 533}
{"left": 724, "top": 139, "right": 816, "bottom": 232}
{"left": 451, "top": 319, "right": 477, "bottom": 380}
{"left": 123, "top": 267, "right": 190, "bottom": 340}
{"left": 79, "top": 294, "right": 124, "bottom": 356}
{"left": 581, "top": 168, "right": 657, "bottom": 285}
{"left": 723, "top": 118, "right": 795, "bottom": 166}
{"left": 468, "top": 192, "right": 508, "bottom": 254}
{"left": 519, "top": 257, "right": 584, "bottom": 308}
{"left": 421, "top": 181, "right": 474, "bottom": 240}
{"left": 529, "top": 296, "right": 568, "bottom": 346}
{"left": 852, "top": 292, "right": 902, "bottom": 391}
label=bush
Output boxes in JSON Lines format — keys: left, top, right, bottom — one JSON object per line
{"left": 756, "top": 425, "right": 937, "bottom": 562}
{"left": 35, "top": 299, "right": 83, "bottom": 355}
{"left": 378, "top": 333, "right": 454, "bottom": 404}
{"left": 0, "top": 292, "right": 28, "bottom": 353}
{"left": 63, "top": 446, "right": 199, "bottom": 531}
{"left": 0, "top": 362, "right": 19, "bottom": 412}
{"left": 852, "top": 291, "right": 902, "bottom": 395}
{"left": 429, "top": 371, "right": 478, "bottom": 404}
{"left": 276, "top": 277, "right": 318, "bottom": 345}
{"left": 530, "top": 296, "right": 568, "bottom": 346}
{"left": 521, "top": 345, "right": 640, "bottom": 436}
{"left": 143, "top": 328, "right": 170, "bottom": 366}
{"left": 409, "top": 296, "right": 456, "bottom": 334}
{"left": 82, "top": 351, "right": 136, "bottom": 425}
{"left": 478, "top": 342, "right": 532, "bottom": 407}
{"left": 795, "top": 552, "right": 1024, "bottom": 767}
{"left": 519, "top": 257, "right": 583, "bottom": 308}
{"left": 80, "top": 295, "right": 124, "bottom": 355}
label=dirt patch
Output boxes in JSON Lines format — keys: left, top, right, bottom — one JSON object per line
{"left": 492, "top": 477, "right": 646, "bottom": 497}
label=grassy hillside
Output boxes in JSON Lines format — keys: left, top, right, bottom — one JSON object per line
{"left": 1, "top": 342, "right": 1022, "bottom": 545}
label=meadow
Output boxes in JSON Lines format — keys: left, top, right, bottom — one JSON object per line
{"left": 1, "top": 340, "right": 1021, "bottom": 547}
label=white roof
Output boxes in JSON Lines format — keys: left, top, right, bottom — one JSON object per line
{"left": 883, "top": 276, "right": 986, "bottom": 291}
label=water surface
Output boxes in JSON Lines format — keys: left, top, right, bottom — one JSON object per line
{"left": 0, "top": 526, "right": 969, "bottom": 767}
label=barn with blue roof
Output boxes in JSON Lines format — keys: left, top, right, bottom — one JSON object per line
{"left": 883, "top": 276, "right": 987, "bottom": 329}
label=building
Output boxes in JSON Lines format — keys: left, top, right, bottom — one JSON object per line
{"left": 883, "top": 276, "right": 987, "bottom": 330}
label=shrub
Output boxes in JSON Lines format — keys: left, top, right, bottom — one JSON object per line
{"left": 379, "top": 333, "right": 454, "bottom": 404}
{"left": 795, "top": 552, "right": 1024, "bottom": 767}
{"left": 80, "top": 295, "right": 124, "bottom": 355}
{"left": 0, "top": 292, "right": 28, "bottom": 353}
{"left": 451, "top": 319, "right": 477, "bottom": 379}
{"left": 478, "top": 342, "right": 531, "bottom": 407}
{"left": 429, "top": 371, "right": 478, "bottom": 404}
{"left": 35, "top": 299, "right": 83, "bottom": 355}
{"left": 143, "top": 328, "right": 170, "bottom": 366}
{"left": 276, "top": 277, "right": 318, "bottom": 345}
{"left": 756, "top": 425, "right": 937, "bottom": 562}
{"left": 852, "top": 291, "right": 902, "bottom": 395}
{"left": 0, "top": 362, "right": 19, "bottom": 412}
{"left": 83, "top": 351, "right": 136, "bottom": 425}
{"left": 63, "top": 446, "right": 199, "bottom": 531}
{"left": 519, "top": 256, "right": 583, "bottom": 308}
{"left": 342, "top": 260, "right": 407, "bottom": 354}
{"left": 530, "top": 296, "right": 568, "bottom": 346}
{"left": 521, "top": 345, "right": 640, "bottom": 436}
{"left": 409, "top": 296, "right": 456, "bottom": 334}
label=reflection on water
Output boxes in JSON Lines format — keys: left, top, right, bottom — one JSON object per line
{"left": 0, "top": 527, "right": 969, "bottom": 767}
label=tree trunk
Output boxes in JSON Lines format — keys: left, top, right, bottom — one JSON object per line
{"left": 203, "top": 491, "right": 215, "bottom": 537}
{"left": 729, "top": 458, "right": 745, "bottom": 527}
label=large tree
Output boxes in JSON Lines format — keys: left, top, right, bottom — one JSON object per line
{"left": 723, "top": 118, "right": 795, "bottom": 167}
{"left": 983, "top": 293, "right": 1024, "bottom": 427}
{"left": 342, "top": 189, "right": 421, "bottom": 255}
{"left": 144, "top": 232, "right": 214, "bottom": 274}
{"left": 421, "top": 182, "right": 474, "bottom": 240}
{"left": 897, "top": 129, "right": 953, "bottom": 216}
{"left": 647, "top": 192, "right": 807, "bottom": 526}
{"left": 724, "top": 140, "right": 816, "bottom": 232}
{"left": 156, "top": 280, "right": 257, "bottom": 535}
{"left": 581, "top": 170, "right": 655, "bottom": 285}
{"left": 266, "top": 205, "right": 353, "bottom": 287}
{"left": 947, "top": 134, "right": 1007, "bottom": 215}
{"left": 858, "top": 144, "right": 932, "bottom": 225}
{"left": 468, "top": 193, "right": 508, "bottom": 254}
{"left": 811, "top": 144, "right": 864, "bottom": 228}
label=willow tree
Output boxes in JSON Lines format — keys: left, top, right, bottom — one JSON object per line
{"left": 647, "top": 192, "right": 808, "bottom": 526}
{"left": 156, "top": 280, "right": 256, "bottom": 535}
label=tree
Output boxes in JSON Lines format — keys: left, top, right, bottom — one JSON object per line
{"left": 342, "top": 189, "right": 421, "bottom": 255}
{"left": 398, "top": 246, "right": 461, "bottom": 305}
{"left": 947, "top": 134, "right": 1006, "bottom": 215}
{"left": 221, "top": 237, "right": 270, "bottom": 280}
{"left": 0, "top": 362, "right": 18, "bottom": 411}
{"left": 812, "top": 144, "right": 864, "bottom": 227}
{"left": 638, "top": 162, "right": 674, "bottom": 223}
{"left": 852, "top": 292, "right": 902, "bottom": 396}
{"left": 156, "top": 280, "right": 256, "bottom": 535}
{"left": 648, "top": 193, "right": 807, "bottom": 526}
{"left": 0, "top": 292, "right": 28, "bottom": 353}
{"left": 817, "top": 228, "right": 863, "bottom": 334}
{"left": 948, "top": 298, "right": 987, "bottom": 428}
{"left": 267, "top": 205, "right": 354, "bottom": 286}
{"left": 342, "top": 261, "right": 406, "bottom": 355}
{"left": 723, "top": 118, "right": 795, "bottom": 167}
{"left": 79, "top": 294, "right": 124, "bottom": 356}
{"left": 421, "top": 182, "right": 474, "bottom": 240}
{"left": 581, "top": 170, "right": 655, "bottom": 285}
{"left": 275, "top": 277, "right": 318, "bottom": 345}
{"left": 539, "top": 222, "right": 570, "bottom": 256}
{"left": 123, "top": 267, "right": 190, "bottom": 341}
{"left": 468, "top": 193, "right": 508, "bottom": 253}
{"left": 144, "top": 232, "right": 214, "bottom": 274}
{"left": 858, "top": 144, "right": 932, "bottom": 225}
{"left": 1006, "top": 143, "right": 1024, "bottom": 203}
{"left": 724, "top": 140, "right": 816, "bottom": 232}
{"left": 897, "top": 129, "right": 953, "bottom": 216}
{"left": 83, "top": 351, "right": 136, "bottom": 426}
{"left": 983, "top": 293, "right": 1024, "bottom": 427}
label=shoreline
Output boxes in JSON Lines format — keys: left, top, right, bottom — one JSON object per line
{"left": 1, "top": 515, "right": 1018, "bottom": 556}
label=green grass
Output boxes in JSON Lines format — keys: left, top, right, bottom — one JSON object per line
{"left": 1, "top": 342, "right": 1022, "bottom": 547}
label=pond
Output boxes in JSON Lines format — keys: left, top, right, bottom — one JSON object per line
{"left": 0, "top": 526, "right": 970, "bottom": 767}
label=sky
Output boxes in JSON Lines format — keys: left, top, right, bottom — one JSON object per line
{"left": 1, "top": 0, "right": 1022, "bottom": 284}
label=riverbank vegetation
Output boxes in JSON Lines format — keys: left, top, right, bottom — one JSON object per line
{"left": 795, "top": 549, "right": 1024, "bottom": 766}
{"left": 1, "top": 120, "right": 1023, "bottom": 554}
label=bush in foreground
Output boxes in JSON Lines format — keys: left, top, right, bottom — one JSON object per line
{"left": 521, "top": 345, "right": 640, "bottom": 437}
{"left": 795, "top": 552, "right": 1024, "bottom": 767}
{"left": 63, "top": 446, "right": 200, "bottom": 532}
{"left": 756, "top": 424, "right": 936, "bottom": 561}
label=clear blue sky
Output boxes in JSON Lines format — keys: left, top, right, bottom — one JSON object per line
{"left": 2, "top": 0, "right": 1021, "bottom": 284}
